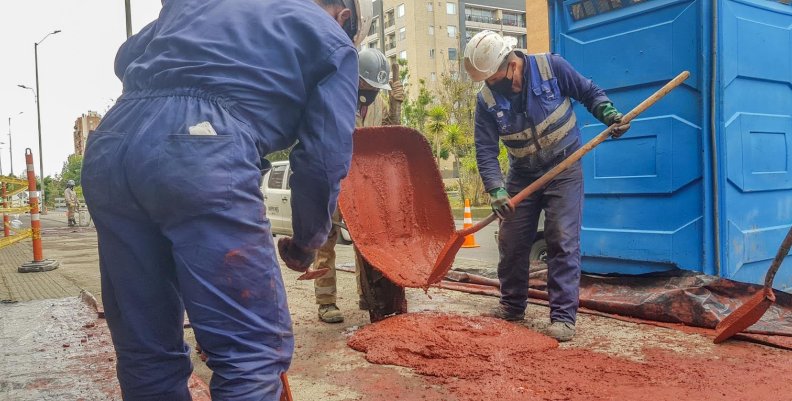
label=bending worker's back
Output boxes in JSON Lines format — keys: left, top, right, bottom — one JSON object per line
{"left": 81, "top": 0, "right": 361, "bottom": 399}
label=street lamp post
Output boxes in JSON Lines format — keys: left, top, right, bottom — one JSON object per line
{"left": 7, "top": 112, "right": 23, "bottom": 176}
{"left": 20, "top": 29, "right": 61, "bottom": 213}
{"left": 125, "top": 0, "right": 132, "bottom": 38}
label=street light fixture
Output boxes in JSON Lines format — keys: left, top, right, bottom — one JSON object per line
{"left": 24, "top": 29, "right": 61, "bottom": 213}
{"left": 7, "top": 111, "right": 23, "bottom": 176}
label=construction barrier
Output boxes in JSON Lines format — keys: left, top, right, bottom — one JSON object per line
{"left": 461, "top": 199, "right": 480, "bottom": 248}
{"left": 0, "top": 149, "right": 60, "bottom": 273}
{"left": 0, "top": 173, "right": 33, "bottom": 249}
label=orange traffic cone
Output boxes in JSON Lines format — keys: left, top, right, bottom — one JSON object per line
{"left": 461, "top": 199, "right": 480, "bottom": 248}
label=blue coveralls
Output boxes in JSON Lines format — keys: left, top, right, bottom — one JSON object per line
{"left": 474, "top": 52, "right": 610, "bottom": 324}
{"left": 81, "top": 1, "right": 358, "bottom": 400}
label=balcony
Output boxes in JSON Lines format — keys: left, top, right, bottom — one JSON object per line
{"left": 385, "top": 41, "right": 397, "bottom": 51}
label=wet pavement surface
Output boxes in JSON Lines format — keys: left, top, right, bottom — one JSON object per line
{"left": 2, "top": 211, "right": 791, "bottom": 400}
{"left": 0, "top": 296, "right": 209, "bottom": 400}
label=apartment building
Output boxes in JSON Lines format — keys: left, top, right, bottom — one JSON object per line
{"left": 363, "top": 0, "right": 527, "bottom": 93}
{"left": 73, "top": 111, "right": 101, "bottom": 156}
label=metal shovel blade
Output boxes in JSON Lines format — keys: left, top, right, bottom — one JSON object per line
{"left": 713, "top": 287, "right": 775, "bottom": 344}
{"left": 338, "top": 127, "right": 456, "bottom": 288}
{"left": 296, "top": 267, "right": 330, "bottom": 281}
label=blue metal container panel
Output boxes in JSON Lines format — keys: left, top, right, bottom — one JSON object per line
{"left": 552, "top": 0, "right": 710, "bottom": 274}
{"left": 717, "top": 0, "right": 792, "bottom": 290}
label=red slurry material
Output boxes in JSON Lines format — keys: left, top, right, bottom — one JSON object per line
{"left": 339, "top": 127, "right": 456, "bottom": 288}
{"left": 349, "top": 313, "right": 792, "bottom": 401}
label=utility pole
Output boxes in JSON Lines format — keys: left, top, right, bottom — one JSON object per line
{"left": 125, "top": 0, "right": 132, "bottom": 38}
{"left": 7, "top": 113, "right": 22, "bottom": 176}
{"left": 32, "top": 30, "right": 61, "bottom": 213}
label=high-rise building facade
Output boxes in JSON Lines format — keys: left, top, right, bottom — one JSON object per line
{"left": 73, "top": 111, "right": 101, "bottom": 156}
{"left": 363, "top": 0, "right": 527, "bottom": 94}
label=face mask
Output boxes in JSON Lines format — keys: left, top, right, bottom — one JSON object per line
{"left": 488, "top": 76, "right": 514, "bottom": 97}
{"left": 358, "top": 89, "right": 379, "bottom": 107}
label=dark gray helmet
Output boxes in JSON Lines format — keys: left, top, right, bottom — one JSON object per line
{"left": 358, "top": 48, "right": 391, "bottom": 90}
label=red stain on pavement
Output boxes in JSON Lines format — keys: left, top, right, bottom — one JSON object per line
{"left": 349, "top": 312, "right": 792, "bottom": 401}
{"left": 338, "top": 127, "right": 456, "bottom": 288}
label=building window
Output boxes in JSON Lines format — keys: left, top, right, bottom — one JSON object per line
{"left": 447, "top": 25, "right": 457, "bottom": 38}
{"left": 399, "top": 27, "right": 406, "bottom": 41}
{"left": 397, "top": 3, "right": 405, "bottom": 17}
{"left": 448, "top": 48, "right": 457, "bottom": 60}
{"left": 427, "top": 1, "right": 433, "bottom": 12}
{"left": 446, "top": 2, "right": 457, "bottom": 15}
{"left": 369, "top": 17, "right": 379, "bottom": 36}
{"left": 429, "top": 25, "right": 434, "bottom": 35}
{"left": 430, "top": 72, "right": 437, "bottom": 81}
{"left": 386, "top": 33, "right": 396, "bottom": 50}
{"left": 502, "top": 12, "right": 526, "bottom": 28}
{"left": 429, "top": 48, "right": 435, "bottom": 58}
{"left": 369, "top": 41, "right": 379, "bottom": 49}
{"left": 385, "top": 9, "right": 395, "bottom": 28}
{"left": 399, "top": 50, "right": 407, "bottom": 60}
{"left": 465, "top": 6, "right": 496, "bottom": 24}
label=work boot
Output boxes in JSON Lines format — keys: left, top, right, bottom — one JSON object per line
{"left": 318, "top": 304, "right": 344, "bottom": 323}
{"left": 546, "top": 321, "right": 576, "bottom": 342}
{"left": 483, "top": 305, "right": 524, "bottom": 322}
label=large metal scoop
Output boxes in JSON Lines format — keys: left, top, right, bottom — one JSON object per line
{"left": 713, "top": 224, "right": 792, "bottom": 343}
{"left": 338, "top": 126, "right": 456, "bottom": 288}
{"left": 425, "top": 71, "right": 691, "bottom": 285}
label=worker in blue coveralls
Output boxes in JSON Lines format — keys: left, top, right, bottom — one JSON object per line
{"left": 463, "top": 31, "right": 630, "bottom": 342}
{"left": 81, "top": 0, "right": 369, "bottom": 399}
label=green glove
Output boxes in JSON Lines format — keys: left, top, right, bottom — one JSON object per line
{"left": 488, "top": 187, "right": 515, "bottom": 220}
{"left": 594, "top": 102, "right": 630, "bottom": 138}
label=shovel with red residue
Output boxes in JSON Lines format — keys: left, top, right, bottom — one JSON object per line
{"left": 713, "top": 225, "right": 792, "bottom": 343}
{"left": 340, "top": 71, "right": 690, "bottom": 289}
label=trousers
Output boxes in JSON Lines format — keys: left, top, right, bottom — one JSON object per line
{"left": 497, "top": 160, "right": 583, "bottom": 323}
{"left": 82, "top": 93, "right": 293, "bottom": 401}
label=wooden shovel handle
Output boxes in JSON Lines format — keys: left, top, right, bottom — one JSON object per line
{"left": 458, "top": 71, "right": 690, "bottom": 238}
{"left": 765, "top": 225, "right": 792, "bottom": 287}
{"left": 509, "top": 70, "right": 690, "bottom": 207}
{"left": 389, "top": 62, "right": 402, "bottom": 124}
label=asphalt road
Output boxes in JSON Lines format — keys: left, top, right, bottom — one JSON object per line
{"left": 454, "top": 219, "right": 500, "bottom": 263}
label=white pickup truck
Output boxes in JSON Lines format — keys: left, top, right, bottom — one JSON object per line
{"left": 261, "top": 161, "right": 353, "bottom": 244}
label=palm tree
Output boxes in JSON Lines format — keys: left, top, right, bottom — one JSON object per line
{"left": 426, "top": 105, "right": 448, "bottom": 163}
{"left": 444, "top": 123, "right": 465, "bottom": 200}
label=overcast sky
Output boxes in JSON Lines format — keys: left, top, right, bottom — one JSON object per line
{"left": 0, "top": 0, "right": 162, "bottom": 177}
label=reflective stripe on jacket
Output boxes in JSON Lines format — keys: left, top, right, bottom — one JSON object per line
{"left": 474, "top": 52, "right": 610, "bottom": 190}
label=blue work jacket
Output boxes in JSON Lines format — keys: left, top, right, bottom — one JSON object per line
{"left": 474, "top": 52, "right": 610, "bottom": 191}
{"left": 112, "top": 0, "right": 358, "bottom": 249}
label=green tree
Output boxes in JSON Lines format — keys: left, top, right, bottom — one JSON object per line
{"left": 402, "top": 79, "right": 434, "bottom": 131}
{"left": 60, "top": 154, "right": 83, "bottom": 185}
{"left": 426, "top": 106, "right": 448, "bottom": 163}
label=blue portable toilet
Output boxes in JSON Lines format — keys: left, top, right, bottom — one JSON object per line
{"left": 548, "top": 0, "right": 792, "bottom": 290}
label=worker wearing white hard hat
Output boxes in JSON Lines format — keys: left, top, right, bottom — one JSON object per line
{"left": 464, "top": 30, "right": 630, "bottom": 342}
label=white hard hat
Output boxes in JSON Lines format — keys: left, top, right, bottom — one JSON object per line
{"left": 358, "top": 48, "right": 391, "bottom": 90}
{"left": 463, "top": 30, "right": 517, "bottom": 82}
{"left": 343, "top": 0, "right": 373, "bottom": 48}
